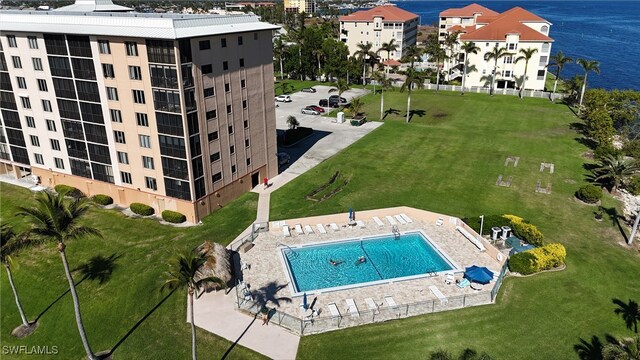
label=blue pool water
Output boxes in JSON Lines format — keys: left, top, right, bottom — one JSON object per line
{"left": 282, "top": 232, "right": 454, "bottom": 293}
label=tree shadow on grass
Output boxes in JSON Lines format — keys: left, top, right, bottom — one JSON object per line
{"left": 570, "top": 122, "right": 587, "bottom": 133}
{"left": 575, "top": 137, "right": 597, "bottom": 149}
{"left": 602, "top": 207, "right": 629, "bottom": 244}
{"left": 382, "top": 108, "right": 400, "bottom": 120}
{"left": 34, "top": 253, "right": 120, "bottom": 322}
{"left": 407, "top": 109, "right": 426, "bottom": 123}
{"left": 574, "top": 335, "right": 604, "bottom": 360}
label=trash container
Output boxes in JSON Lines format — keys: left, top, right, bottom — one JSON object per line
{"left": 491, "top": 227, "right": 501, "bottom": 240}
{"left": 337, "top": 112, "right": 345, "bottom": 124}
{"left": 501, "top": 226, "right": 511, "bottom": 240}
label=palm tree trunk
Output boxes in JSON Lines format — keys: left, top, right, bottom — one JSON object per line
{"left": 5, "top": 264, "right": 29, "bottom": 326}
{"left": 189, "top": 291, "right": 197, "bottom": 360}
{"left": 59, "top": 244, "right": 97, "bottom": 360}
{"left": 436, "top": 64, "right": 441, "bottom": 92}
{"left": 579, "top": 73, "right": 588, "bottom": 114}
{"left": 362, "top": 62, "right": 366, "bottom": 85}
{"left": 491, "top": 60, "right": 498, "bottom": 96}
{"left": 551, "top": 69, "right": 559, "bottom": 101}
{"left": 520, "top": 62, "right": 528, "bottom": 99}
{"left": 279, "top": 57, "right": 284, "bottom": 80}
{"left": 298, "top": 46, "right": 303, "bottom": 81}
{"left": 628, "top": 212, "right": 640, "bottom": 245}
{"left": 406, "top": 89, "right": 411, "bottom": 123}
{"left": 461, "top": 61, "right": 467, "bottom": 95}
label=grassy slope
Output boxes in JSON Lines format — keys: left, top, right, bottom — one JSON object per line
{"left": 269, "top": 90, "right": 640, "bottom": 359}
{"left": 0, "top": 187, "right": 264, "bottom": 360}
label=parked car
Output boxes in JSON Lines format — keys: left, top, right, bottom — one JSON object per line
{"left": 301, "top": 107, "right": 320, "bottom": 115}
{"left": 277, "top": 152, "right": 290, "bottom": 166}
{"left": 328, "top": 95, "right": 348, "bottom": 107}
{"left": 319, "top": 99, "right": 329, "bottom": 107}
{"left": 275, "top": 95, "right": 292, "bottom": 102}
{"left": 301, "top": 87, "right": 317, "bottom": 93}
{"left": 306, "top": 105, "right": 325, "bottom": 113}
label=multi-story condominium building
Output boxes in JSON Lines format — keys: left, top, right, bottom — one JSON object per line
{"left": 0, "top": 2, "right": 279, "bottom": 223}
{"left": 339, "top": 6, "right": 419, "bottom": 61}
{"left": 284, "top": 0, "right": 315, "bottom": 14}
{"left": 439, "top": 3, "right": 553, "bottom": 91}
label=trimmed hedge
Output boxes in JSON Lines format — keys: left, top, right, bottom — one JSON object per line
{"left": 54, "top": 184, "right": 84, "bottom": 198}
{"left": 463, "top": 215, "right": 509, "bottom": 234}
{"left": 576, "top": 184, "right": 603, "bottom": 204}
{"left": 161, "top": 210, "right": 186, "bottom": 224}
{"left": 503, "top": 214, "right": 545, "bottom": 247}
{"left": 91, "top": 194, "right": 113, "bottom": 206}
{"left": 509, "top": 243, "right": 567, "bottom": 275}
{"left": 129, "top": 203, "right": 155, "bottom": 216}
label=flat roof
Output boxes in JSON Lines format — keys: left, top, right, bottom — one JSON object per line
{"left": 0, "top": 10, "right": 280, "bottom": 39}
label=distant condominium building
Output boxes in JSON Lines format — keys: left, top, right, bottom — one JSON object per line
{"left": 439, "top": 3, "right": 553, "bottom": 91}
{"left": 339, "top": 6, "right": 419, "bottom": 61}
{"left": 284, "top": 0, "right": 315, "bottom": 14}
{"left": 0, "top": 1, "right": 279, "bottom": 222}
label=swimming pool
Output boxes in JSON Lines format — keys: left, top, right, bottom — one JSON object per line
{"left": 280, "top": 231, "right": 458, "bottom": 294}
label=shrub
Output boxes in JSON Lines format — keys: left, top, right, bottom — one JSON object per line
{"left": 162, "top": 210, "right": 186, "bottom": 224}
{"left": 91, "top": 194, "right": 113, "bottom": 206}
{"left": 463, "top": 215, "right": 509, "bottom": 234}
{"left": 503, "top": 214, "right": 545, "bottom": 247}
{"left": 129, "top": 203, "right": 154, "bottom": 216}
{"left": 627, "top": 176, "right": 640, "bottom": 196}
{"left": 576, "top": 184, "right": 603, "bottom": 204}
{"left": 509, "top": 251, "right": 538, "bottom": 275}
{"left": 54, "top": 184, "right": 84, "bottom": 198}
{"left": 509, "top": 243, "right": 566, "bottom": 275}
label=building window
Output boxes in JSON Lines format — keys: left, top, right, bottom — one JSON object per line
{"left": 201, "top": 64, "right": 212, "bottom": 74}
{"left": 20, "top": 97, "right": 31, "bottom": 109}
{"left": 508, "top": 43, "right": 517, "bottom": 50}
{"left": 241, "top": 79, "right": 246, "bottom": 88}
{"left": 121, "top": 171, "right": 132, "bottom": 184}
{"left": 504, "top": 56, "right": 513, "bottom": 64}
{"left": 37, "top": 79, "right": 48, "bottom": 92}
{"left": 212, "top": 172, "right": 222, "bottom": 183}
{"left": 125, "top": 42, "right": 138, "bottom": 56}
{"left": 231, "top": 164, "right": 236, "bottom": 173}
{"left": 26, "top": 116, "right": 36, "bottom": 128}
{"left": 17, "top": 76, "right": 27, "bottom": 89}
{"left": 30, "top": 135, "right": 40, "bottom": 147}
{"left": 129, "top": 65, "right": 142, "bottom": 80}
{"left": 204, "top": 87, "right": 215, "bottom": 97}
{"left": 7, "top": 35, "right": 17, "bottom": 47}
{"left": 239, "top": 58, "right": 244, "bottom": 67}
{"left": 98, "top": 40, "right": 111, "bottom": 54}
{"left": 32, "top": 58, "right": 43, "bottom": 71}
{"left": 242, "top": 100, "right": 247, "bottom": 109}
{"left": 42, "top": 99, "right": 52, "bottom": 112}
{"left": 537, "top": 69, "right": 546, "bottom": 80}
{"left": 139, "top": 135, "right": 151, "bottom": 148}
{"left": 208, "top": 131, "right": 218, "bottom": 141}
{"left": 50, "top": 139, "right": 61, "bottom": 151}
{"left": 230, "top": 145, "right": 235, "bottom": 154}
{"left": 503, "top": 70, "right": 512, "bottom": 77}
{"left": 103, "top": 63, "right": 115, "bottom": 78}
{"left": 244, "top": 120, "right": 248, "bottom": 128}
{"left": 142, "top": 156, "right": 154, "bottom": 169}
{"left": 28, "top": 36, "right": 38, "bottom": 49}
{"left": 132, "top": 90, "right": 145, "bottom": 104}
{"left": 117, "top": 151, "right": 129, "bottom": 164}
{"left": 227, "top": 105, "right": 232, "bottom": 114}
{"left": 223, "top": 61, "right": 228, "bottom": 71}
{"left": 245, "top": 138, "right": 250, "bottom": 147}
{"left": 210, "top": 152, "right": 220, "bottom": 162}
{"left": 54, "top": 158, "right": 64, "bottom": 169}
{"left": 114, "top": 131, "right": 126, "bottom": 144}
{"left": 228, "top": 125, "right": 233, "bottom": 134}
{"left": 224, "top": 83, "right": 230, "bottom": 92}
{"left": 106, "top": 87, "right": 119, "bottom": 101}
{"left": 199, "top": 40, "right": 210, "bottom": 50}
{"left": 238, "top": 36, "right": 243, "bottom": 45}
{"left": 136, "top": 113, "right": 149, "bottom": 127}
{"left": 206, "top": 110, "right": 217, "bottom": 120}
{"left": 246, "top": 157, "right": 251, "bottom": 166}
{"left": 46, "top": 119, "right": 56, "bottom": 131}
{"left": 145, "top": 176, "right": 157, "bottom": 190}
{"left": 541, "top": 25, "right": 549, "bottom": 35}
{"left": 221, "top": 38, "right": 227, "bottom": 48}
{"left": 34, "top": 153, "right": 44, "bottom": 165}
{"left": 12, "top": 56, "right": 22, "bottom": 69}
{"left": 110, "top": 109, "right": 122, "bottom": 123}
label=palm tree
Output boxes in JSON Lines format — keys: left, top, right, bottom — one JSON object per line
{"left": 287, "top": 29, "right": 304, "bottom": 80}
{"left": 547, "top": 51, "right": 573, "bottom": 101}
{"left": 378, "top": 39, "right": 398, "bottom": 61}
{"left": 484, "top": 45, "right": 513, "bottom": 96}
{"left": 460, "top": 41, "right": 480, "bottom": 95}
{"left": 515, "top": 47, "right": 539, "bottom": 99}
{"left": 613, "top": 298, "right": 640, "bottom": 333}
{"left": 1, "top": 224, "right": 37, "bottom": 330}
{"left": 162, "top": 250, "right": 225, "bottom": 360}
{"left": 577, "top": 58, "right": 601, "bottom": 114}
{"left": 354, "top": 42, "right": 376, "bottom": 85}
{"left": 286, "top": 115, "right": 299, "bottom": 130}
{"left": 18, "top": 190, "right": 102, "bottom": 360}
{"left": 273, "top": 36, "right": 286, "bottom": 80}
{"left": 574, "top": 336, "right": 605, "bottom": 360}
{"left": 428, "top": 46, "right": 448, "bottom": 92}
{"left": 328, "top": 79, "right": 350, "bottom": 98}
{"left": 349, "top": 97, "right": 364, "bottom": 118}
{"left": 592, "top": 154, "right": 640, "bottom": 193}
{"left": 443, "top": 30, "right": 461, "bottom": 77}
{"left": 403, "top": 44, "right": 423, "bottom": 69}
{"left": 602, "top": 335, "right": 640, "bottom": 360}
{"left": 400, "top": 67, "right": 425, "bottom": 123}
{"left": 371, "top": 70, "right": 392, "bottom": 120}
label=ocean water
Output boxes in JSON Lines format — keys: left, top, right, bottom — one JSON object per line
{"left": 392, "top": 0, "right": 640, "bottom": 90}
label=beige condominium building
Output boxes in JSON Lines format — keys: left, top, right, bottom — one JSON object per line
{"left": 0, "top": 1, "right": 279, "bottom": 223}
{"left": 284, "top": 0, "right": 315, "bottom": 14}
{"left": 439, "top": 3, "right": 553, "bottom": 91}
{"left": 339, "top": 6, "right": 419, "bottom": 61}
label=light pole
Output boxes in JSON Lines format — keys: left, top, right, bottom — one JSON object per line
{"left": 479, "top": 215, "right": 484, "bottom": 239}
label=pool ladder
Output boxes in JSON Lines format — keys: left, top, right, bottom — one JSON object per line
{"left": 276, "top": 242, "right": 298, "bottom": 257}
{"left": 392, "top": 225, "right": 400, "bottom": 239}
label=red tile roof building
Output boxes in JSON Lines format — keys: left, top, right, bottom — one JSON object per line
{"left": 438, "top": 3, "right": 553, "bottom": 91}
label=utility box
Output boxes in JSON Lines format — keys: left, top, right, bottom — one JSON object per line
{"left": 491, "top": 227, "right": 501, "bottom": 240}
{"left": 337, "top": 112, "right": 345, "bottom": 123}
{"left": 501, "top": 226, "right": 512, "bottom": 240}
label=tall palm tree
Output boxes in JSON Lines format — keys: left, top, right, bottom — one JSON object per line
{"left": 515, "top": 47, "right": 539, "bottom": 99}
{"left": 18, "top": 190, "right": 102, "bottom": 360}
{"left": 574, "top": 336, "right": 605, "bottom": 360}
{"left": 378, "top": 39, "right": 398, "bottom": 61}
{"left": 400, "top": 67, "right": 425, "bottom": 123}
{"left": 273, "top": 36, "right": 286, "bottom": 80}
{"left": 460, "top": 41, "right": 480, "bottom": 95}
{"left": 602, "top": 335, "right": 640, "bottom": 360}
{"left": 287, "top": 29, "right": 304, "bottom": 80}
{"left": 484, "top": 45, "right": 513, "bottom": 96}
{"left": 371, "top": 70, "right": 392, "bottom": 120}
{"left": 613, "top": 298, "right": 640, "bottom": 333}
{"left": 328, "top": 79, "right": 350, "bottom": 98}
{"left": 443, "top": 30, "right": 461, "bottom": 77}
{"left": 403, "top": 44, "right": 423, "bottom": 69}
{"left": 547, "top": 51, "right": 573, "bottom": 101}
{"left": 354, "top": 42, "right": 376, "bottom": 85}
{"left": 577, "top": 58, "right": 601, "bottom": 114}
{"left": 162, "top": 250, "right": 225, "bottom": 360}
{"left": 1, "top": 224, "right": 37, "bottom": 329}
{"left": 428, "top": 46, "right": 448, "bottom": 92}
{"left": 592, "top": 154, "right": 640, "bottom": 193}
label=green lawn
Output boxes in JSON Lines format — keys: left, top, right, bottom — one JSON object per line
{"left": 0, "top": 186, "right": 264, "bottom": 360}
{"left": 269, "top": 90, "right": 640, "bottom": 359}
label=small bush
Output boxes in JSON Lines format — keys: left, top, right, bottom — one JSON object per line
{"left": 130, "top": 203, "right": 155, "bottom": 216}
{"left": 509, "top": 251, "right": 538, "bottom": 275}
{"left": 509, "top": 243, "right": 566, "bottom": 275}
{"left": 463, "top": 215, "right": 509, "bottom": 234}
{"left": 503, "top": 214, "right": 545, "bottom": 247}
{"left": 162, "top": 210, "right": 186, "bottom": 224}
{"left": 627, "top": 176, "right": 640, "bottom": 196}
{"left": 576, "top": 184, "right": 603, "bottom": 204}
{"left": 54, "top": 184, "right": 84, "bottom": 198}
{"left": 91, "top": 194, "right": 113, "bottom": 206}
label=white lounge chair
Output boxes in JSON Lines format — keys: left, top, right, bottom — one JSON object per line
{"left": 395, "top": 215, "right": 408, "bottom": 225}
{"left": 372, "top": 216, "right": 385, "bottom": 227}
{"left": 429, "top": 285, "right": 448, "bottom": 305}
{"left": 330, "top": 223, "right": 340, "bottom": 231}
{"left": 436, "top": 218, "right": 444, "bottom": 226}
{"left": 385, "top": 216, "right": 397, "bottom": 226}
{"left": 444, "top": 272, "right": 454, "bottom": 285}
{"left": 355, "top": 220, "right": 365, "bottom": 228}
{"left": 364, "top": 298, "right": 380, "bottom": 313}
{"left": 295, "top": 224, "right": 304, "bottom": 235}
{"left": 304, "top": 224, "right": 314, "bottom": 234}
{"left": 328, "top": 302, "right": 341, "bottom": 317}
{"left": 456, "top": 226, "right": 486, "bottom": 251}
{"left": 283, "top": 225, "right": 291, "bottom": 237}
{"left": 400, "top": 213, "right": 413, "bottom": 223}
{"left": 316, "top": 224, "right": 327, "bottom": 234}
{"left": 384, "top": 295, "right": 397, "bottom": 308}
{"left": 345, "top": 298, "right": 359, "bottom": 317}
